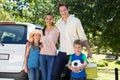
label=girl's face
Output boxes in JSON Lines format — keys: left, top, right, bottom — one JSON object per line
{"left": 33, "top": 33, "right": 41, "bottom": 42}
{"left": 45, "top": 15, "right": 53, "bottom": 26}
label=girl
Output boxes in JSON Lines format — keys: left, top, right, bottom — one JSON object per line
{"left": 24, "top": 29, "right": 43, "bottom": 80}
{"left": 40, "top": 13, "right": 59, "bottom": 80}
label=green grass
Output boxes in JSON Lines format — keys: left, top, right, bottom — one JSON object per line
{"left": 92, "top": 54, "right": 120, "bottom": 70}
{"left": 87, "top": 69, "right": 120, "bottom": 80}
{"left": 86, "top": 54, "right": 120, "bottom": 80}
{"left": 88, "top": 70, "right": 120, "bottom": 80}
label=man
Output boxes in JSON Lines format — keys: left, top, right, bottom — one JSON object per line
{"left": 53, "top": 2, "right": 92, "bottom": 80}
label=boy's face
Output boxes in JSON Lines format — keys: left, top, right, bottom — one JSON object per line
{"left": 74, "top": 44, "right": 82, "bottom": 53}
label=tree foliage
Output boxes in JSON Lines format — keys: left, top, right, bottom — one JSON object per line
{"left": 0, "top": 0, "right": 120, "bottom": 59}
{"left": 53, "top": 0, "right": 120, "bottom": 59}
{"left": 95, "top": 0, "right": 120, "bottom": 53}
{"left": 0, "top": 0, "right": 13, "bottom": 21}
{"left": 2, "top": 0, "right": 55, "bottom": 24}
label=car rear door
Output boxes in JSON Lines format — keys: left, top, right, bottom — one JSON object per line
{"left": 0, "top": 24, "right": 27, "bottom": 73}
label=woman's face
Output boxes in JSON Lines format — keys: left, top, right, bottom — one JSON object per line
{"left": 45, "top": 15, "right": 53, "bottom": 26}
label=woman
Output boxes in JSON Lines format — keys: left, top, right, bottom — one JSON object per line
{"left": 40, "top": 13, "right": 59, "bottom": 80}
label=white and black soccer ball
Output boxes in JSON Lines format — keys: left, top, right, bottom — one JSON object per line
{"left": 71, "top": 60, "right": 83, "bottom": 72}
{"left": 71, "top": 60, "right": 82, "bottom": 67}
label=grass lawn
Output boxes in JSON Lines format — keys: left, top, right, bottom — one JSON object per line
{"left": 86, "top": 54, "right": 120, "bottom": 80}
{"left": 87, "top": 70, "right": 120, "bottom": 80}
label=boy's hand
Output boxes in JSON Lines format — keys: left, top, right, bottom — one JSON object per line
{"left": 71, "top": 67, "right": 78, "bottom": 73}
{"left": 76, "top": 67, "right": 83, "bottom": 72}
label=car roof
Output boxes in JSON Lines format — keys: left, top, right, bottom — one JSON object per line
{"left": 0, "top": 22, "right": 43, "bottom": 29}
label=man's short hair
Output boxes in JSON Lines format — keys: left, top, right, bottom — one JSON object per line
{"left": 73, "top": 39, "right": 83, "bottom": 47}
{"left": 57, "top": 2, "right": 68, "bottom": 10}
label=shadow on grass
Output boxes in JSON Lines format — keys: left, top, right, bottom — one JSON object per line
{"left": 103, "top": 59, "right": 115, "bottom": 62}
{"left": 115, "top": 60, "right": 120, "bottom": 64}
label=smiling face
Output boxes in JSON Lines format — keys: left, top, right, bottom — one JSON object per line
{"left": 33, "top": 33, "right": 41, "bottom": 42}
{"left": 59, "top": 6, "right": 69, "bottom": 19}
{"left": 45, "top": 15, "right": 54, "bottom": 26}
{"left": 73, "top": 44, "right": 82, "bottom": 55}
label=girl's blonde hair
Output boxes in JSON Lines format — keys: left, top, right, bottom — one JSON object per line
{"left": 29, "top": 29, "right": 43, "bottom": 49}
{"left": 29, "top": 29, "right": 43, "bottom": 42}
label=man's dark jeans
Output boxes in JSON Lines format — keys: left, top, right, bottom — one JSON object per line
{"left": 53, "top": 51, "right": 70, "bottom": 80}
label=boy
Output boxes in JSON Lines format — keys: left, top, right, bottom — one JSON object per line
{"left": 68, "top": 39, "right": 87, "bottom": 80}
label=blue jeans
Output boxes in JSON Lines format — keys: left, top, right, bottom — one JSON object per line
{"left": 71, "top": 77, "right": 86, "bottom": 80}
{"left": 28, "top": 68, "right": 39, "bottom": 80}
{"left": 53, "top": 51, "right": 71, "bottom": 80}
{"left": 40, "top": 54, "right": 56, "bottom": 80}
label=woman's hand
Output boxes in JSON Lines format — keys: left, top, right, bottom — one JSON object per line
{"left": 39, "top": 43, "right": 43, "bottom": 48}
{"left": 24, "top": 67, "right": 28, "bottom": 73}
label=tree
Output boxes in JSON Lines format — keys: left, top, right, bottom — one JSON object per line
{"left": 54, "top": 0, "right": 103, "bottom": 53}
{"left": 1, "top": 0, "right": 120, "bottom": 59}
{"left": 0, "top": 0, "right": 14, "bottom": 21}
{"left": 95, "top": 0, "right": 120, "bottom": 59}
{"left": 2, "top": 0, "right": 56, "bottom": 25}
{"left": 54, "top": 0, "right": 120, "bottom": 59}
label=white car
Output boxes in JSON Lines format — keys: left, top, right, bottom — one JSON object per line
{"left": 0, "top": 22, "right": 43, "bottom": 80}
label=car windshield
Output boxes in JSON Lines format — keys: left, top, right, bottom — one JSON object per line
{"left": 0, "top": 24, "right": 27, "bottom": 44}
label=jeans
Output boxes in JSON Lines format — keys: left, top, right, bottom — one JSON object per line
{"left": 53, "top": 51, "right": 71, "bottom": 80}
{"left": 71, "top": 77, "right": 86, "bottom": 80}
{"left": 40, "top": 54, "right": 56, "bottom": 80}
{"left": 28, "top": 68, "right": 39, "bottom": 80}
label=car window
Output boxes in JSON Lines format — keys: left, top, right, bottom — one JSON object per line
{"left": 0, "top": 24, "right": 27, "bottom": 44}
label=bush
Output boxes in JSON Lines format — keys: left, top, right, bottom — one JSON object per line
{"left": 115, "top": 60, "right": 120, "bottom": 64}
{"left": 97, "top": 61, "right": 108, "bottom": 67}
{"left": 103, "top": 61, "right": 108, "bottom": 66}
{"left": 97, "top": 63, "right": 106, "bottom": 67}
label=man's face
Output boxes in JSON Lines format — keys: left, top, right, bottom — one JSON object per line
{"left": 59, "top": 6, "right": 69, "bottom": 19}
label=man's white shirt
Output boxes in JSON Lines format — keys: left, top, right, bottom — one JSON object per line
{"left": 56, "top": 15, "right": 87, "bottom": 55}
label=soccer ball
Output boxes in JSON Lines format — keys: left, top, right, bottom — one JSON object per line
{"left": 71, "top": 60, "right": 83, "bottom": 72}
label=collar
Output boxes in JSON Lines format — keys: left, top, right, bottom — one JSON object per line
{"left": 60, "top": 15, "right": 73, "bottom": 22}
